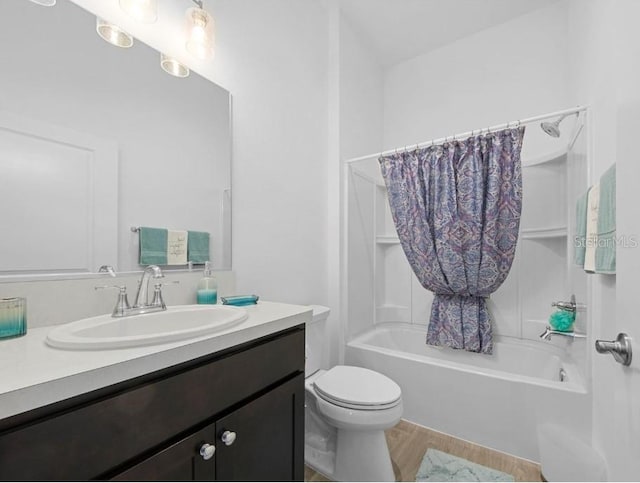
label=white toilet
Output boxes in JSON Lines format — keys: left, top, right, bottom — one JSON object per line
{"left": 305, "top": 305, "right": 403, "bottom": 482}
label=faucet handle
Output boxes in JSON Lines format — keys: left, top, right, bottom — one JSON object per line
{"left": 151, "top": 283, "right": 166, "bottom": 309}
{"left": 95, "top": 285, "right": 131, "bottom": 317}
{"left": 97, "top": 265, "right": 116, "bottom": 277}
{"left": 150, "top": 281, "right": 179, "bottom": 309}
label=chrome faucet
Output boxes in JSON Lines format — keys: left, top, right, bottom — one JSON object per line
{"left": 95, "top": 266, "right": 169, "bottom": 318}
{"left": 540, "top": 326, "right": 586, "bottom": 341}
{"left": 133, "top": 265, "right": 165, "bottom": 309}
{"left": 98, "top": 265, "right": 117, "bottom": 277}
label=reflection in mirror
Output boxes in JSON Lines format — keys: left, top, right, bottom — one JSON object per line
{"left": 0, "top": 0, "right": 231, "bottom": 277}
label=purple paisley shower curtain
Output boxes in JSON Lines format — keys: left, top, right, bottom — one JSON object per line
{"left": 379, "top": 127, "right": 525, "bottom": 354}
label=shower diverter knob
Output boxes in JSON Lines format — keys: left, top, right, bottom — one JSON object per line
{"left": 595, "top": 333, "right": 632, "bottom": 366}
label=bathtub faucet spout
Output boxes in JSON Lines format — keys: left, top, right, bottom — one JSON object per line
{"left": 539, "top": 326, "right": 586, "bottom": 341}
{"left": 540, "top": 327, "right": 553, "bottom": 341}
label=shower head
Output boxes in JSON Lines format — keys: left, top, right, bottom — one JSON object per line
{"left": 540, "top": 113, "right": 571, "bottom": 138}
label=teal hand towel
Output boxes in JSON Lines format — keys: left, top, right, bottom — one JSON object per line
{"left": 574, "top": 191, "right": 589, "bottom": 267}
{"left": 188, "top": 231, "right": 210, "bottom": 263}
{"left": 139, "top": 227, "right": 168, "bottom": 265}
{"left": 595, "top": 164, "right": 616, "bottom": 274}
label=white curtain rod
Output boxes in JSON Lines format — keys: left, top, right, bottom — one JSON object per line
{"left": 343, "top": 105, "right": 588, "bottom": 164}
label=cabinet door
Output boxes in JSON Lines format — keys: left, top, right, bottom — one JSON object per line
{"left": 215, "top": 374, "right": 304, "bottom": 481}
{"left": 112, "top": 423, "right": 217, "bottom": 481}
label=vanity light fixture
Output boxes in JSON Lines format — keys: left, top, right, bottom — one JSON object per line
{"left": 185, "top": 0, "right": 214, "bottom": 60}
{"left": 119, "top": 0, "right": 158, "bottom": 24}
{"left": 96, "top": 17, "right": 134, "bottom": 48}
{"left": 28, "top": 0, "right": 56, "bottom": 5}
{"left": 160, "top": 53, "right": 190, "bottom": 78}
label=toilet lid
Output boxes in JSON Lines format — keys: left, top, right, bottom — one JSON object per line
{"left": 313, "top": 365, "right": 401, "bottom": 409}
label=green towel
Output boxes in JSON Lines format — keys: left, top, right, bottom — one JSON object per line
{"left": 574, "top": 191, "right": 589, "bottom": 267}
{"left": 188, "top": 231, "right": 210, "bottom": 263}
{"left": 595, "top": 164, "right": 616, "bottom": 274}
{"left": 139, "top": 227, "right": 168, "bottom": 265}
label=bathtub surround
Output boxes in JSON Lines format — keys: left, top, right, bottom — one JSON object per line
{"left": 379, "top": 128, "right": 525, "bottom": 354}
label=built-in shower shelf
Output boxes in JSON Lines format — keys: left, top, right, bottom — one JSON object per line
{"left": 521, "top": 226, "right": 567, "bottom": 239}
{"left": 376, "top": 235, "right": 401, "bottom": 245}
{"left": 522, "top": 148, "right": 568, "bottom": 168}
{"left": 376, "top": 304, "right": 411, "bottom": 323}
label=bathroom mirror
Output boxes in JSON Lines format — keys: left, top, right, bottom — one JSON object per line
{"left": 0, "top": 0, "right": 231, "bottom": 277}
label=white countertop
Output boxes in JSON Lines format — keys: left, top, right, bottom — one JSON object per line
{"left": 0, "top": 301, "right": 311, "bottom": 421}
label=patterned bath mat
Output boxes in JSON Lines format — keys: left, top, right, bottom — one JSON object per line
{"left": 415, "top": 449, "right": 515, "bottom": 482}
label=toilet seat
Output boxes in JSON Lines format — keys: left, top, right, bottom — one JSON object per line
{"left": 313, "top": 365, "right": 402, "bottom": 411}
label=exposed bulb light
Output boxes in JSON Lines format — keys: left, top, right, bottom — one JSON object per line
{"left": 96, "top": 17, "right": 134, "bottom": 48}
{"left": 160, "top": 53, "right": 190, "bottom": 78}
{"left": 119, "top": 0, "right": 158, "bottom": 24}
{"left": 28, "top": 0, "right": 56, "bottom": 5}
{"left": 185, "top": 2, "right": 214, "bottom": 60}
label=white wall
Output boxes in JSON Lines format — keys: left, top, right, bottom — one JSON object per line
{"left": 338, "top": 13, "right": 384, "bottom": 341}
{"left": 210, "top": 1, "right": 329, "bottom": 306}
{"left": 383, "top": 2, "right": 570, "bottom": 153}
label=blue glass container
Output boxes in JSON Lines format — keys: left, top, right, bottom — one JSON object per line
{"left": 0, "top": 297, "right": 27, "bottom": 339}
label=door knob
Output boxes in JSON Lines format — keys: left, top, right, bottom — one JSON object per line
{"left": 199, "top": 443, "right": 216, "bottom": 460}
{"left": 595, "top": 333, "right": 632, "bottom": 366}
{"left": 221, "top": 430, "right": 237, "bottom": 446}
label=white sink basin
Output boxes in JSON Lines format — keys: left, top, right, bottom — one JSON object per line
{"left": 46, "top": 305, "right": 248, "bottom": 350}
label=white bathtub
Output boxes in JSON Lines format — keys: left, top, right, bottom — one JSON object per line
{"left": 345, "top": 323, "right": 590, "bottom": 461}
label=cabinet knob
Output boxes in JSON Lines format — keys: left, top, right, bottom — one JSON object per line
{"left": 221, "top": 430, "right": 237, "bottom": 446}
{"left": 199, "top": 443, "right": 216, "bottom": 460}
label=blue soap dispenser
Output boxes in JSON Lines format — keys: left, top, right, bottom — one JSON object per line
{"left": 197, "top": 261, "right": 217, "bottom": 304}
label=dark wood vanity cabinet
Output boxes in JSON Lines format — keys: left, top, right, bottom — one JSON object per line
{"left": 0, "top": 326, "right": 305, "bottom": 482}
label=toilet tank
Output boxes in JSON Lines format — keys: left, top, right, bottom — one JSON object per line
{"left": 305, "top": 305, "right": 331, "bottom": 375}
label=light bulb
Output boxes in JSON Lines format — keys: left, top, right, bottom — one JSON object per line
{"left": 185, "top": 6, "right": 214, "bottom": 60}
{"left": 28, "top": 0, "right": 56, "bottom": 5}
{"left": 119, "top": 0, "right": 158, "bottom": 24}
{"left": 161, "top": 53, "right": 190, "bottom": 78}
{"left": 96, "top": 17, "right": 134, "bottom": 48}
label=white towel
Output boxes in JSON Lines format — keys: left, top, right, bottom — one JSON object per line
{"left": 584, "top": 183, "right": 600, "bottom": 273}
{"left": 167, "top": 230, "right": 188, "bottom": 265}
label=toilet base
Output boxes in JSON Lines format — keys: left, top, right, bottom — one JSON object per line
{"left": 334, "top": 428, "right": 395, "bottom": 482}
